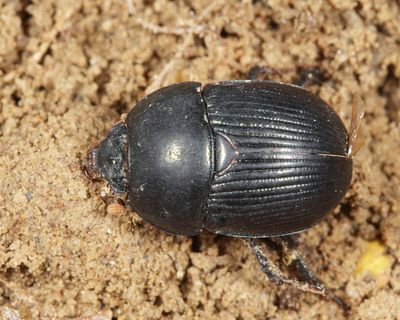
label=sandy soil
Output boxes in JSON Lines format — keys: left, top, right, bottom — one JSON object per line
{"left": 1, "top": 0, "right": 400, "bottom": 319}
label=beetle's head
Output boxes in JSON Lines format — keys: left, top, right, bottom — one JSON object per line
{"left": 85, "top": 122, "right": 128, "bottom": 194}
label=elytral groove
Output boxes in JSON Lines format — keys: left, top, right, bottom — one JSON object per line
{"left": 202, "top": 81, "right": 352, "bottom": 237}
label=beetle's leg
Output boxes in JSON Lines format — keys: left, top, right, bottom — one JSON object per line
{"left": 247, "top": 65, "right": 287, "bottom": 80}
{"left": 247, "top": 238, "right": 286, "bottom": 286}
{"left": 293, "top": 67, "right": 326, "bottom": 87}
{"left": 271, "top": 236, "right": 349, "bottom": 312}
{"left": 270, "top": 237, "right": 325, "bottom": 291}
{"left": 247, "top": 238, "right": 326, "bottom": 295}
{"left": 247, "top": 65, "right": 325, "bottom": 87}
{"left": 347, "top": 94, "right": 365, "bottom": 158}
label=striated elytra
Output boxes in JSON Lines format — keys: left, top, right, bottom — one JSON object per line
{"left": 86, "top": 80, "right": 352, "bottom": 238}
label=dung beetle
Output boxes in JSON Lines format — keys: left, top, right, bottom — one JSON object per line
{"left": 86, "top": 80, "right": 363, "bottom": 301}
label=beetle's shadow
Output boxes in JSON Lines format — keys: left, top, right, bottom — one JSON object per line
{"left": 190, "top": 232, "right": 226, "bottom": 254}
{"left": 190, "top": 235, "right": 203, "bottom": 253}
{"left": 189, "top": 231, "right": 240, "bottom": 257}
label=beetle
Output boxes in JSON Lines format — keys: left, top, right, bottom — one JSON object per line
{"left": 85, "top": 80, "right": 363, "bottom": 301}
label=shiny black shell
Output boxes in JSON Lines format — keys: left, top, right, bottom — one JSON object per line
{"left": 94, "top": 81, "right": 352, "bottom": 237}
{"left": 125, "top": 81, "right": 352, "bottom": 237}
{"left": 203, "top": 81, "right": 351, "bottom": 237}
{"left": 126, "top": 83, "right": 213, "bottom": 235}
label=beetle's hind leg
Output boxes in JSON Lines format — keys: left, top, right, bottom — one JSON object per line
{"left": 247, "top": 65, "right": 288, "bottom": 81}
{"left": 247, "top": 65, "right": 325, "bottom": 87}
{"left": 269, "top": 236, "right": 326, "bottom": 293}
{"left": 266, "top": 237, "right": 349, "bottom": 312}
{"left": 247, "top": 238, "right": 326, "bottom": 295}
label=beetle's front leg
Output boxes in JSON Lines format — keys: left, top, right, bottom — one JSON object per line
{"left": 247, "top": 238, "right": 326, "bottom": 295}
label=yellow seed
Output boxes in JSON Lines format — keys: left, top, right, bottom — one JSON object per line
{"left": 354, "top": 241, "right": 391, "bottom": 285}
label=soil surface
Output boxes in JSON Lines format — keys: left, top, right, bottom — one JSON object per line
{"left": 1, "top": 0, "right": 400, "bottom": 319}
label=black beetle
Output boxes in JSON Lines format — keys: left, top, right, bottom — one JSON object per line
{"left": 86, "top": 80, "right": 362, "bottom": 300}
